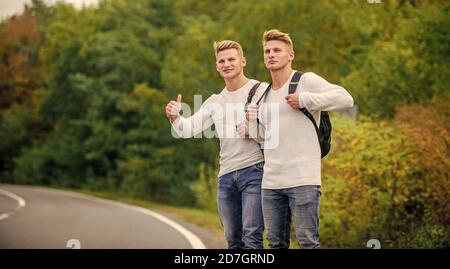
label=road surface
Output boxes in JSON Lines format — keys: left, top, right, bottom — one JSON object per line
{"left": 0, "top": 184, "right": 206, "bottom": 249}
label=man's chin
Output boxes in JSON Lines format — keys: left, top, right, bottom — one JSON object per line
{"left": 221, "top": 73, "right": 238, "bottom": 79}
{"left": 267, "top": 65, "right": 283, "bottom": 72}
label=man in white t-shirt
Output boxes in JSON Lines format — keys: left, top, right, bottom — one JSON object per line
{"left": 246, "top": 29, "right": 354, "bottom": 248}
{"left": 165, "top": 40, "right": 268, "bottom": 249}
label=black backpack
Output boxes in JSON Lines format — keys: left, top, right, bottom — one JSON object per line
{"left": 246, "top": 72, "right": 332, "bottom": 158}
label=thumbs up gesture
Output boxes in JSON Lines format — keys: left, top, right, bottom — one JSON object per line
{"left": 165, "top": 94, "right": 182, "bottom": 123}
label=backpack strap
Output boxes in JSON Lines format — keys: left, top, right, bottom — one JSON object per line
{"left": 289, "top": 71, "right": 321, "bottom": 133}
{"left": 288, "top": 71, "right": 303, "bottom": 94}
{"left": 255, "top": 83, "right": 272, "bottom": 105}
{"left": 244, "top": 81, "right": 267, "bottom": 154}
{"left": 245, "top": 82, "right": 261, "bottom": 111}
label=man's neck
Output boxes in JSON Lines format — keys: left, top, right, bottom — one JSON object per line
{"left": 270, "top": 66, "right": 293, "bottom": 90}
{"left": 224, "top": 74, "right": 249, "bottom": 92}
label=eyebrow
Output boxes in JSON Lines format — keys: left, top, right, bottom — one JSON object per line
{"left": 264, "top": 47, "right": 282, "bottom": 52}
{"left": 218, "top": 57, "right": 236, "bottom": 61}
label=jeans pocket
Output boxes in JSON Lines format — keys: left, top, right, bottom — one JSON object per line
{"left": 292, "top": 186, "right": 320, "bottom": 206}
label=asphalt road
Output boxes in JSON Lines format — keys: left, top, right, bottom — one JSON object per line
{"left": 0, "top": 184, "right": 206, "bottom": 249}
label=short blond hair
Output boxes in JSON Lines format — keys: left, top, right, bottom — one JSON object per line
{"left": 213, "top": 40, "right": 244, "bottom": 58}
{"left": 262, "top": 29, "right": 294, "bottom": 52}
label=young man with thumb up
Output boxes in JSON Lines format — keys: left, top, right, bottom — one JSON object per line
{"left": 165, "top": 40, "right": 268, "bottom": 249}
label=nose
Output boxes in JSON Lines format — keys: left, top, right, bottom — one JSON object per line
{"left": 223, "top": 60, "right": 230, "bottom": 66}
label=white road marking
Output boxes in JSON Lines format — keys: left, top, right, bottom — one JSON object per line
{"left": 0, "top": 188, "right": 26, "bottom": 221}
{"left": 0, "top": 213, "right": 10, "bottom": 221}
{"left": 32, "top": 187, "right": 207, "bottom": 249}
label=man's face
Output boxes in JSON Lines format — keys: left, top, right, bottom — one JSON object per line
{"left": 216, "top": 48, "right": 246, "bottom": 80}
{"left": 263, "top": 40, "right": 294, "bottom": 71}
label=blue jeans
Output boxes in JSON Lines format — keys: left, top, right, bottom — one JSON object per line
{"left": 217, "top": 162, "right": 264, "bottom": 249}
{"left": 262, "top": 185, "right": 321, "bottom": 249}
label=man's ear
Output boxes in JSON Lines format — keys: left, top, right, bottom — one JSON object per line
{"left": 242, "top": 56, "right": 247, "bottom": 67}
{"left": 289, "top": 51, "right": 295, "bottom": 62}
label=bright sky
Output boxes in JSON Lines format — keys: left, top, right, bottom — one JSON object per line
{"left": 0, "top": 0, "right": 99, "bottom": 20}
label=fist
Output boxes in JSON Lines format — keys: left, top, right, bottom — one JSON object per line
{"left": 285, "top": 92, "right": 300, "bottom": 109}
{"left": 236, "top": 122, "right": 249, "bottom": 138}
{"left": 245, "top": 104, "right": 259, "bottom": 121}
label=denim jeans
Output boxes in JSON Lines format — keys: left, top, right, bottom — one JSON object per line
{"left": 262, "top": 185, "right": 321, "bottom": 249}
{"left": 217, "top": 162, "right": 264, "bottom": 249}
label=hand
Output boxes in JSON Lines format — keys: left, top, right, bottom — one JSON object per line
{"left": 245, "top": 103, "right": 259, "bottom": 121}
{"left": 236, "top": 122, "right": 249, "bottom": 138}
{"left": 285, "top": 92, "right": 300, "bottom": 110}
{"left": 165, "top": 94, "right": 182, "bottom": 123}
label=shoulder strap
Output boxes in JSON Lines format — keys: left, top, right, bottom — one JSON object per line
{"left": 290, "top": 71, "right": 319, "bottom": 129}
{"left": 245, "top": 82, "right": 272, "bottom": 112}
{"left": 245, "top": 82, "right": 261, "bottom": 107}
{"left": 255, "top": 83, "right": 272, "bottom": 105}
{"left": 288, "top": 71, "right": 303, "bottom": 94}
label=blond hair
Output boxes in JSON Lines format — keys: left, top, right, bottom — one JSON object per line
{"left": 213, "top": 40, "right": 244, "bottom": 58}
{"left": 262, "top": 29, "right": 294, "bottom": 52}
